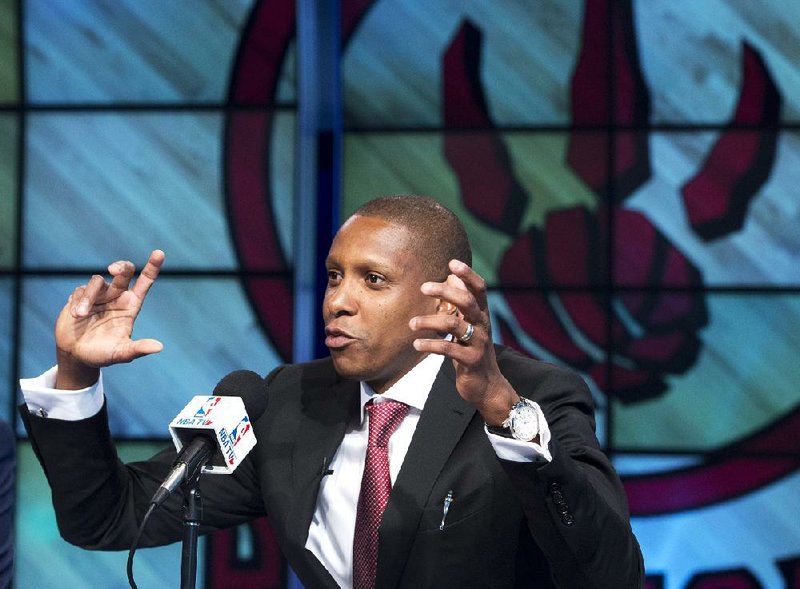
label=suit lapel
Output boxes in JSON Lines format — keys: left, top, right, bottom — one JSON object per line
{"left": 286, "top": 375, "right": 360, "bottom": 585}
{"left": 376, "top": 360, "right": 476, "bottom": 588}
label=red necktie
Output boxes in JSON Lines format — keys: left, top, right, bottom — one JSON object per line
{"left": 352, "top": 400, "right": 410, "bottom": 589}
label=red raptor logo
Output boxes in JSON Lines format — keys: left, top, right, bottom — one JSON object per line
{"left": 222, "top": 0, "right": 800, "bottom": 521}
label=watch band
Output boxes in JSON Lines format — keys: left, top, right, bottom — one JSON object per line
{"left": 486, "top": 423, "right": 514, "bottom": 438}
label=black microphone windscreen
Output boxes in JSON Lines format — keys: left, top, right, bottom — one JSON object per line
{"left": 212, "top": 370, "right": 269, "bottom": 421}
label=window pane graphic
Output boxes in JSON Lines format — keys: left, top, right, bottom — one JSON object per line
{"left": 25, "top": 0, "right": 253, "bottom": 104}
{"left": 24, "top": 112, "right": 238, "bottom": 269}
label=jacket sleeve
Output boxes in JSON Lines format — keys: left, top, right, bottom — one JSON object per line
{"left": 499, "top": 354, "right": 645, "bottom": 588}
{"left": 19, "top": 399, "right": 264, "bottom": 551}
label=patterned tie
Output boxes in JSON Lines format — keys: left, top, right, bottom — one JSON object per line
{"left": 352, "top": 399, "right": 410, "bottom": 589}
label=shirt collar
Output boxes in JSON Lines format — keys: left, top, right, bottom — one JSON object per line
{"left": 358, "top": 353, "right": 445, "bottom": 423}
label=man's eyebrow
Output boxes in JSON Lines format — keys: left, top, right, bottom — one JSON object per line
{"left": 325, "top": 254, "right": 396, "bottom": 270}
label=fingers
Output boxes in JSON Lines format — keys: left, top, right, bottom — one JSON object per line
{"left": 414, "top": 259, "right": 490, "bottom": 364}
{"left": 444, "top": 273, "right": 467, "bottom": 293}
{"left": 106, "top": 260, "right": 137, "bottom": 298}
{"left": 69, "top": 250, "right": 165, "bottom": 317}
{"left": 412, "top": 333, "right": 481, "bottom": 365}
{"left": 410, "top": 313, "right": 472, "bottom": 341}
{"left": 421, "top": 280, "right": 479, "bottom": 321}
{"left": 72, "top": 275, "right": 107, "bottom": 317}
{"left": 410, "top": 313, "right": 482, "bottom": 362}
{"left": 421, "top": 260, "right": 487, "bottom": 322}
{"left": 132, "top": 249, "right": 165, "bottom": 301}
{"left": 447, "top": 259, "right": 488, "bottom": 311}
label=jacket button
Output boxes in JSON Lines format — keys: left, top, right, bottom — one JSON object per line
{"left": 549, "top": 482, "right": 562, "bottom": 494}
{"left": 561, "top": 513, "right": 575, "bottom": 526}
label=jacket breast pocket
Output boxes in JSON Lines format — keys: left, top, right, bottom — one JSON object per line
{"left": 417, "top": 466, "right": 494, "bottom": 533}
{"left": 402, "top": 473, "right": 499, "bottom": 589}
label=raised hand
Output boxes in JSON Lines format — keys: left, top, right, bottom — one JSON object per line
{"left": 54, "top": 250, "right": 165, "bottom": 390}
{"left": 410, "top": 259, "right": 517, "bottom": 426}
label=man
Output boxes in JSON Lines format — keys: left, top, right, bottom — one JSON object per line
{"left": 20, "top": 196, "right": 644, "bottom": 588}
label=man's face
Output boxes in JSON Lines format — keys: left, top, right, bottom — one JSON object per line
{"left": 323, "top": 215, "right": 442, "bottom": 393}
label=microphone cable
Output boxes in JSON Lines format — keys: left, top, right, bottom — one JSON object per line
{"left": 126, "top": 502, "right": 157, "bottom": 589}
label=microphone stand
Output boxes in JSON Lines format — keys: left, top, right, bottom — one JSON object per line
{"left": 180, "top": 468, "right": 203, "bottom": 589}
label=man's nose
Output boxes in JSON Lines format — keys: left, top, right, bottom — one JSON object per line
{"left": 325, "top": 280, "right": 357, "bottom": 317}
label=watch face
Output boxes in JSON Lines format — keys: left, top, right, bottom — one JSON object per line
{"left": 510, "top": 404, "right": 539, "bottom": 441}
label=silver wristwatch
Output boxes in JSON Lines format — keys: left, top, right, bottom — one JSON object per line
{"left": 488, "top": 397, "right": 540, "bottom": 442}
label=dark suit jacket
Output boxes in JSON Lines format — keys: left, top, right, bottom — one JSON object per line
{"left": 22, "top": 347, "right": 643, "bottom": 588}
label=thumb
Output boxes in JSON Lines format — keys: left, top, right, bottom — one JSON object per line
{"left": 126, "top": 338, "right": 164, "bottom": 360}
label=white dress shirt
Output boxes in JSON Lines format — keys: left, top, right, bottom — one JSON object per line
{"left": 19, "top": 355, "right": 551, "bottom": 589}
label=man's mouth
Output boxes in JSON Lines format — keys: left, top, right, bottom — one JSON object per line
{"left": 324, "top": 326, "right": 357, "bottom": 350}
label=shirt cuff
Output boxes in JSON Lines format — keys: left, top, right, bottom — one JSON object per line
{"left": 485, "top": 402, "right": 552, "bottom": 463}
{"left": 19, "top": 366, "right": 105, "bottom": 420}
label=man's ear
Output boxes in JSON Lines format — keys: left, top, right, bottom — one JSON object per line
{"left": 436, "top": 299, "right": 458, "bottom": 316}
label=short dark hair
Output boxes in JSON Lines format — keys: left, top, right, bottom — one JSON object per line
{"left": 352, "top": 195, "right": 472, "bottom": 281}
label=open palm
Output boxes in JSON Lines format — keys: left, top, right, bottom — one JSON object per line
{"left": 55, "top": 250, "right": 165, "bottom": 370}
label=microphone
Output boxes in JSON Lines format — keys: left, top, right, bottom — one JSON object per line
{"left": 149, "top": 370, "right": 268, "bottom": 507}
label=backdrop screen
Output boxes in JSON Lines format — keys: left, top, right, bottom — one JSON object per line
{"left": 3, "top": 1, "right": 799, "bottom": 587}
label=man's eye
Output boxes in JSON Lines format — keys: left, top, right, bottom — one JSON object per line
{"left": 366, "top": 273, "right": 384, "bottom": 285}
{"left": 327, "top": 270, "right": 341, "bottom": 282}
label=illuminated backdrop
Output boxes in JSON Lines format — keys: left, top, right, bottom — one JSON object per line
{"left": 2, "top": 1, "right": 799, "bottom": 587}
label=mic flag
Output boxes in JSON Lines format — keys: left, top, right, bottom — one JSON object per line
{"left": 169, "top": 394, "right": 257, "bottom": 475}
